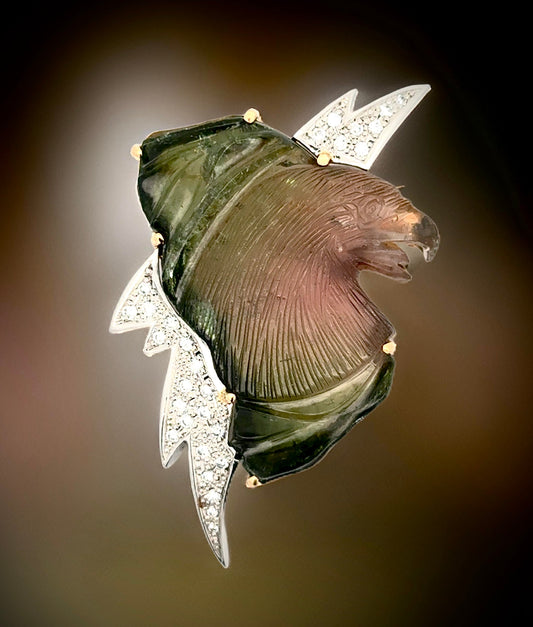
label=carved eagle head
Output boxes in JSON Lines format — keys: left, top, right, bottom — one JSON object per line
{"left": 326, "top": 167, "right": 438, "bottom": 281}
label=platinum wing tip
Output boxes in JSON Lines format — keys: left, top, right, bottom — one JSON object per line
{"left": 293, "top": 84, "right": 431, "bottom": 170}
{"left": 111, "top": 250, "right": 238, "bottom": 567}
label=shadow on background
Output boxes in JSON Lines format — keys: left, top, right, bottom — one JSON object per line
{"left": 1, "top": 2, "right": 531, "bottom": 625}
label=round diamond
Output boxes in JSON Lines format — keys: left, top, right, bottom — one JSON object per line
{"left": 196, "top": 445, "right": 209, "bottom": 457}
{"left": 179, "top": 336, "right": 194, "bottom": 351}
{"left": 180, "top": 379, "right": 193, "bottom": 393}
{"left": 215, "top": 456, "right": 229, "bottom": 469}
{"left": 327, "top": 111, "right": 342, "bottom": 127}
{"left": 200, "top": 384, "right": 213, "bottom": 398}
{"left": 164, "top": 316, "right": 178, "bottom": 329}
{"left": 198, "top": 406, "right": 211, "bottom": 420}
{"left": 203, "top": 469, "right": 215, "bottom": 482}
{"left": 369, "top": 120, "right": 383, "bottom": 136}
{"left": 211, "top": 424, "right": 225, "bottom": 438}
{"left": 180, "top": 414, "right": 193, "bottom": 428}
{"left": 142, "top": 301, "right": 156, "bottom": 317}
{"left": 333, "top": 134, "right": 347, "bottom": 152}
{"left": 205, "top": 489, "right": 220, "bottom": 503}
{"left": 355, "top": 141, "right": 370, "bottom": 158}
{"left": 205, "top": 506, "right": 218, "bottom": 519}
{"left": 172, "top": 398, "right": 187, "bottom": 412}
{"left": 380, "top": 104, "right": 392, "bottom": 117}
{"left": 167, "top": 429, "right": 180, "bottom": 443}
{"left": 312, "top": 127, "right": 325, "bottom": 145}
{"left": 190, "top": 358, "right": 203, "bottom": 374}
{"left": 152, "top": 329, "right": 166, "bottom": 345}
{"left": 396, "top": 94, "right": 407, "bottom": 106}
{"left": 349, "top": 122, "right": 363, "bottom": 137}
{"left": 139, "top": 280, "right": 152, "bottom": 294}
{"left": 122, "top": 305, "right": 137, "bottom": 320}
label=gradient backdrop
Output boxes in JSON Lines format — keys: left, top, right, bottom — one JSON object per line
{"left": 2, "top": 2, "right": 531, "bottom": 625}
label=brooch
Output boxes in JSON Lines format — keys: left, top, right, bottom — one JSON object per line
{"left": 110, "top": 85, "right": 439, "bottom": 566}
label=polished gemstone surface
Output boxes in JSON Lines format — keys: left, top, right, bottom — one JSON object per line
{"left": 137, "top": 116, "right": 439, "bottom": 482}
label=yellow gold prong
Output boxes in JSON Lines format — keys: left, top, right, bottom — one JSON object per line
{"left": 130, "top": 143, "right": 142, "bottom": 161}
{"left": 317, "top": 151, "right": 332, "bottom": 166}
{"left": 243, "top": 108, "right": 262, "bottom": 123}
{"left": 217, "top": 389, "right": 236, "bottom": 405}
{"left": 151, "top": 232, "right": 164, "bottom": 248}
{"left": 382, "top": 340, "right": 397, "bottom": 355}
{"left": 246, "top": 476, "right": 262, "bottom": 489}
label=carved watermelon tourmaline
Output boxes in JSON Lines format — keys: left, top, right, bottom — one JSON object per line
{"left": 110, "top": 86, "right": 439, "bottom": 565}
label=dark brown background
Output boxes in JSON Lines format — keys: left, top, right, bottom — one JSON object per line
{"left": 1, "top": 2, "right": 531, "bottom": 625}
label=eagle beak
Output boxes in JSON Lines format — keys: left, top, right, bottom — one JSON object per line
{"left": 390, "top": 208, "right": 440, "bottom": 263}
{"left": 412, "top": 214, "right": 440, "bottom": 262}
{"left": 334, "top": 202, "right": 439, "bottom": 282}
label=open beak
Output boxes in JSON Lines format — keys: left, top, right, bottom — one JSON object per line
{"left": 338, "top": 204, "right": 440, "bottom": 282}
{"left": 384, "top": 205, "right": 440, "bottom": 264}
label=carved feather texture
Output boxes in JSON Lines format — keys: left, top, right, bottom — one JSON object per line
{"left": 139, "top": 117, "right": 439, "bottom": 403}
{"left": 176, "top": 163, "right": 432, "bottom": 401}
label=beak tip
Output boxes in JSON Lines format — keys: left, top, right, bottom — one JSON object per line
{"left": 415, "top": 215, "right": 440, "bottom": 262}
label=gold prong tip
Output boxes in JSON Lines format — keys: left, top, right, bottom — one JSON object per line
{"left": 382, "top": 340, "right": 397, "bottom": 355}
{"left": 150, "top": 232, "right": 164, "bottom": 248}
{"left": 243, "top": 108, "right": 261, "bottom": 123}
{"left": 246, "top": 476, "right": 262, "bottom": 489}
{"left": 317, "top": 151, "right": 332, "bottom": 166}
{"left": 130, "top": 143, "right": 142, "bottom": 161}
{"left": 217, "top": 389, "right": 236, "bottom": 405}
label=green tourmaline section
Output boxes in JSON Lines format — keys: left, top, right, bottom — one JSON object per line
{"left": 138, "top": 117, "right": 312, "bottom": 301}
{"left": 137, "top": 116, "right": 438, "bottom": 482}
{"left": 233, "top": 356, "right": 394, "bottom": 483}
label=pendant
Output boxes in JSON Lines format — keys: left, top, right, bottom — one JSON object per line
{"left": 110, "top": 85, "right": 439, "bottom": 566}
